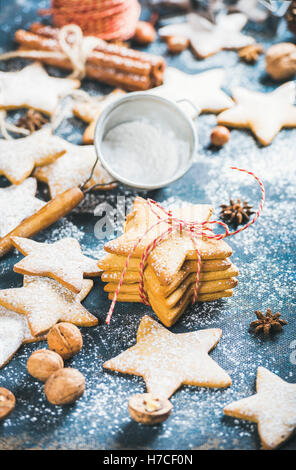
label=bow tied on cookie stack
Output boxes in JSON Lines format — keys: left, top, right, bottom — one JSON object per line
{"left": 99, "top": 168, "right": 264, "bottom": 327}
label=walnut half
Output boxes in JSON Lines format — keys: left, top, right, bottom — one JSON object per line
{"left": 266, "top": 42, "right": 296, "bottom": 80}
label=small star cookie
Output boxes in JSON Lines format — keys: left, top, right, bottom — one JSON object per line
{"left": 0, "top": 127, "right": 66, "bottom": 184}
{"left": 0, "top": 178, "right": 45, "bottom": 238}
{"left": 0, "top": 276, "right": 97, "bottom": 336}
{"left": 218, "top": 82, "right": 296, "bottom": 145}
{"left": 159, "top": 13, "right": 254, "bottom": 59}
{"left": 12, "top": 236, "right": 101, "bottom": 294}
{"left": 104, "top": 315, "right": 231, "bottom": 399}
{"left": 0, "top": 307, "right": 46, "bottom": 368}
{"left": 224, "top": 367, "right": 296, "bottom": 450}
{"left": 34, "top": 141, "right": 115, "bottom": 198}
{"left": 0, "top": 62, "right": 80, "bottom": 115}
{"left": 73, "top": 89, "right": 126, "bottom": 144}
{"left": 149, "top": 67, "right": 233, "bottom": 118}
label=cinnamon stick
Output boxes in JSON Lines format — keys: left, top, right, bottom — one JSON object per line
{"left": 29, "top": 23, "right": 163, "bottom": 67}
{"left": 0, "top": 187, "right": 84, "bottom": 258}
{"left": 15, "top": 30, "right": 152, "bottom": 77}
{"left": 14, "top": 26, "right": 165, "bottom": 89}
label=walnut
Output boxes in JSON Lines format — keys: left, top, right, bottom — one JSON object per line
{"left": 133, "top": 21, "right": 156, "bottom": 45}
{"left": 44, "top": 368, "right": 85, "bottom": 405}
{"left": 266, "top": 43, "right": 296, "bottom": 80}
{"left": 27, "top": 349, "right": 64, "bottom": 382}
{"left": 47, "top": 323, "right": 83, "bottom": 360}
{"left": 166, "top": 36, "right": 189, "bottom": 54}
{"left": 211, "top": 126, "right": 230, "bottom": 147}
{"left": 0, "top": 387, "right": 15, "bottom": 420}
{"left": 128, "top": 393, "right": 173, "bottom": 425}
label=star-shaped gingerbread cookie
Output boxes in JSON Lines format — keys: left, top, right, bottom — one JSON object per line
{"left": 0, "top": 178, "right": 45, "bottom": 238}
{"left": 149, "top": 67, "right": 233, "bottom": 118}
{"left": 224, "top": 367, "right": 296, "bottom": 450}
{"left": 218, "top": 82, "right": 296, "bottom": 146}
{"left": 159, "top": 13, "right": 254, "bottom": 59}
{"left": 0, "top": 127, "right": 67, "bottom": 184}
{"left": 73, "top": 89, "right": 126, "bottom": 144}
{"left": 0, "top": 307, "right": 46, "bottom": 368}
{"left": 0, "top": 276, "right": 97, "bottom": 336}
{"left": 34, "top": 140, "right": 115, "bottom": 198}
{"left": 104, "top": 315, "right": 231, "bottom": 399}
{"left": 12, "top": 236, "right": 101, "bottom": 293}
{"left": 0, "top": 62, "right": 80, "bottom": 115}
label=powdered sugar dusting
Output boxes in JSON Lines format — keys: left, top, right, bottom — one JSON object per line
{"left": 0, "top": 4, "right": 295, "bottom": 450}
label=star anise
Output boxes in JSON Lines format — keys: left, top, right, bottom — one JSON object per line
{"left": 220, "top": 199, "right": 254, "bottom": 227}
{"left": 16, "top": 109, "right": 48, "bottom": 133}
{"left": 250, "top": 308, "right": 288, "bottom": 336}
{"left": 238, "top": 44, "right": 264, "bottom": 63}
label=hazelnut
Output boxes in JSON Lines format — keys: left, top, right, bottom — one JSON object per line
{"left": 27, "top": 349, "right": 64, "bottom": 382}
{"left": 211, "top": 126, "right": 230, "bottom": 147}
{"left": 133, "top": 21, "right": 156, "bottom": 45}
{"left": 0, "top": 387, "right": 15, "bottom": 420}
{"left": 266, "top": 43, "right": 296, "bottom": 80}
{"left": 128, "top": 393, "right": 173, "bottom": 425}
{"left": 44, "top": 368, "right": 85, "bottom": 405}
{"left": 166, "top": 36, "right": 189, "bottom": 54}
{"left": 47, "top": 323, "right": 83, "bottom": 360}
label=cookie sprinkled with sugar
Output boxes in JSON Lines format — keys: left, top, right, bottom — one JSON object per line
{"left": 150, "top": 67, "right": 233, "bottom": 118}
{"left": 104, "top": 315, "right": 232, "bottom": 399}
{"left": 224, "top": 367, "right": 296, "bottom": 450}
{"left": 0, "top": 307, "right": 46, "bottom": 368}
{"left": 0, "top": 127, "right": 67, "bottom": 184}
{"left": 218, "top": 82, "right": 296, "bottom": 146}
{"left": 0, "top": 62, "right": 80, "bottom": 115}
{"left": 0, "top": 178, "right": 45, "bottom": 238}
{"left": 34, "top": 141, "right": 115, "bottom": 198}
{"left": 12, "top": 237, "right": 100, "bottom": 294}
{"left": 0, "top": 276, "right": 97, "bottom": 336}
{"left": 159, "top": 13, "right": 254, "bottom": 59}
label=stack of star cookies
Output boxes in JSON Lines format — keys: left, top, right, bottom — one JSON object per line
{"left": 99, "top": 197, "right": 239, "bottom": 327}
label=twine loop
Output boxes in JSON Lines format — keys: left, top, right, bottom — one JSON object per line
{"left": 58, "top": 24, "right": 103, "bottom": 80}
{"left": 105, "top": 167, "right": 265, "bottom": 324}
{"left": 0, "top": 110, "right": 30, "bottom": 140}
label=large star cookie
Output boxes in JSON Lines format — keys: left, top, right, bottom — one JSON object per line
{"left": 0, "top": 178, "right": 45, "bottom": 238}
{"left": 73, "top": 89, "right": 126, "bottom": 144}
{"left": 104, "top": 315, "right": 231, "bottom": 399}
{"left": 218, "top": 82, "right": 296, "bottom": 146}
{"left": 0, "top": 62, "right": 80, "bottom": 115}
{"left": 149, "top": 67, "right": 233, "bottom": 119}
{"left": 0, "top": 307, "right": 46, "bottom": 368}
{"left": 34, "top": 140, "right": 115, "bottom": 198}
{"left": 159, "top": 13, "right": 254, "bottom": 59}
{"left": 224, "top": 367, "right": 296, "bottom": 450}
{"left": 0, "top": 276, "right": 97, "bottom": 336}
{"left": 12, "top": 236, "right": 101, "bottom": 293}
{"left": 0, "top": 127, "right": 66, "bottom": 184}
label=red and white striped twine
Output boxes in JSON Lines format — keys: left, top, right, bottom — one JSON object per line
{"left": 105, "top": 167, "right": 265, "bottom": 324}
